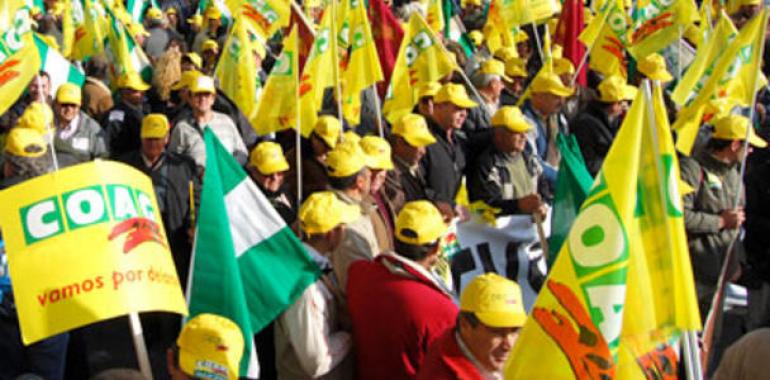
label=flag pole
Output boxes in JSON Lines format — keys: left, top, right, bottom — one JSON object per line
{"left": 290, "top": 0, "right": 317, "bottom": 38}
{"left": 701, "top": 8, "right": 769, "bottom": 372}
{"left": 570, "top": 8, "right": 610, "bottom": 87}
{"left": 676, "top": 25, "right": 684, "bottom": 81}
{"left": 371, "top": 86, "right": 384, "bottom": 137}
{"left": 295, "top": 30, "right": 303, "bottom": 210}
{"left": 330, "top": 0, "right": 344, "bottom": 123}
{"left": 129, "top": 312, "right": 155, "bottom": 380}
{"left": 641, "top": 79, "right": 703, "bottom": 380}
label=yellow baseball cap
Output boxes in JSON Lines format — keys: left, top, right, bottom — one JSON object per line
{"left": 183, "top": 52, "right": 203, "bottom": 69}
{"left": 177, "top": 314, "right": 244, "bottom": 380}
{"left": 493, "top": 47, "right": 518, "bottom": 63}
{"left": 4, "top": 127, "right": 47, "bottom": 158}
{"left": 553, "top": 57, "right": 575, "bottom": 76}
{"left": 504, "top": 57, "right": 528, "bottom": 78}
{"left": 17, "top": 102, "right": 53, "bottom": 133}
{"left": 326, "top": 141, "right": 368, "bottom": 177}
{"left": 460, "top": 273, "right": 526, "bottom": 328}
{"left": 56, "top": 83, "right": 82, "bottom": 105}
{"left": 479, "top": 59, "right": 512, "bottom": 83}
{"left": 513, "top": 30, "right": 529, "bottom": 43}
{"left": 128, "top": 22, "right": 150, "bottom": 37}
{"left": 491, "top": 106, "right": 532, "bottom": 133}
{"left": 313, "top": 116, "right": 342, "bottom": 148}
{"left": 187, "top": 14, "right": 203, "bottom": 27}
{"left": 360, "top": 136, "right": 394, "bottom": 170}
{"left": 299, "top": 191, "right": 361, "bottom": 234}
{"left": 249, "top": 141, "right": 289, "bottom": 175}
{"left": 118, "top": 71, "right": 151, "bottom": 91}
{"left": 468, "top": 30, "right": 484, "bottom": 47}
{"left": 712, "top": 114, "right": 767, "bottom": 148}
{"left": 172, "top": 70, "right": 202, "bottom": 91}
{"left": 637, "top": 53, "right": 673, "bottom": 82}
{"left": 597, "top": 75, "right": 635, "bottom": 103}
{"left": 202, "top": 39, "right": 219, "bottom": 53}
{"left": 417, "top": 81, "right": 442, "bottom": 99}
{"left": 392, "top": 114, "right": 437, "bottom": 148}
{"left": 166, "top": 7, "right": 178, "bottom": 15}
{"left": 190, "top": 75, "right": 217, "bottom": 94}
{"left": 140, "top": 114, "right": 170, "bottom": 138}
{"left": 342, "top": 130, "right": 361, "bottom": 144}
{"left": 434, "top": 83, "right": 478, "bottom": 109}
{"left": 146, "top": 7, "right": 163, "bottom": 20}
{"left": 395, "top": 201, "right": 447, "bottom": 245}
{"left": 205, "top": 6, "right": 222, "bottom": 19}
{"left": 530, "top": 71, "right": 574, "bottom": 97}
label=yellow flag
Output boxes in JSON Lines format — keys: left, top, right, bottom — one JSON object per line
{"left": 62, "top": 1, "right": 75, "bottom": 58}
{"left": 506, "top": 81, "right": 700, "bottom": 379}
{"left": 0, "top": 5, "right": 41, "bottom": 116}
{"left": 426, "top": 0, "right": 445, "bottom": 35}
{"left": 382, "top": 12, "right": 455, "bottom": 123}
{"left": 215, "top": 19, "right": 261, "bottom": 133}
{"left": 72, "top": 0, "right": 107, "bottom": 60}
{"left": 673, "top": 9, "right": 768, "bottom": 154}
{"left": 341, "top": 0, "right": 384, "bottom": 125}
{"left": 483, "top": 0, "right": 516, "bottom": 54}
{"left": 500, "top": 0, "right": 561, "bottom": 27}
{"left": 298, "top": 5, "right": 339, "bottom": 136}
{"left": 0, "top": 161, "right": 188, "bottom": 344}
{"left": 671, "top": 12, "right": 736, "bottom": 106}
{"left": 253, "top": 26, "right": 299, "bottom": 135}
{"left": 628, "top": 0, "right": 699, "bottom": 59}
{"left": 579, "top": 0, "right": 629, "bottom": 78}
{"left": 226, "top": 0, "right": 291, "bottom": 40}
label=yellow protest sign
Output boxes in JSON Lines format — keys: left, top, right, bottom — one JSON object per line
{"left": 0, "top": 161, "right": 188, "bottom": 345}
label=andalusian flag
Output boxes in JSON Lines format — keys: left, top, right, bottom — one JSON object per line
{"left": 253, "top": 26, "right": 299, "bottom": 135}
{"left": 628, "top": 0, "right": 699, "bottom": 59}
{"left": 34, "top": 34, "right": 86, "bottom": 94}
{"left": 579, "top": 0, "right": 629, "bottom": 78}
{"left": 0, "top": 4, "right": 41, "bottom": 115}
{"left": 227, "top": 0, "right": 290, "bottom": 40}
{"left": 298, "top": 6, "right": 339, "bottom": 136}
{"left": 506, "top": 81, "right": 700, "bottom": 378}
{"left": 71, "top": 0, "right": 107, "bottom": 60}
{"left": 383, "top": 12, "right": 456, "bottom": 123}
{"left": 215, "top": 18, "right": 262, "bottom": 133}
{"left": 673, "top": 9, "right": 768, "bottom": 154}
{"left": 341, "top": 0, "right": 383, "bottom": 125}
{"left": 105, "top": 8, "right": 152, "bottom": 81}
{"left": 188, "top": 130, "right": 320, "bottom": 378}
{"left": 125, "top": 0, "right": 160, "bottom": 23}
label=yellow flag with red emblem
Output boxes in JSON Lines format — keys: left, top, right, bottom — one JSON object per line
{"left": 627, "top": 0, "right": 699, "bottom": 59}
{"left": 253, "top": 26, "right": 299, "bottom": 135}
{"left": 0, "top": 4, "right": 42, "bottom": 116}
{"left": 298, "top": 5, "right": 339, "bottom": 136}
{"left": 579, "top": 0, "right": 629, "bottom": 78}
{"left": 341, "top": 0, "right": 383, "bottom": 125}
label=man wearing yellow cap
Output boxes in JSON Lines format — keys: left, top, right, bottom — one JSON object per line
{"left": 361, "top": 136, "right": 398, "bottom": 251}
{"left": 119, "top": 113, "right": 200, "bottom": 286}
{"left": 414, "top": 82, "right": 442, "bottom": 119}
{"left": 82, "top": 56, "right": 114, "bottom": 121}
{"left": 347, "top": 201, "right": 459, "bottom": 379}
{"left": 468, "top": 106, "right": 547, "bottom": 217}
{"left": 200, "top": 39, "right": 220, "bottom": 75}
{"left": 247, "top": 141, "right": 295, "bottom": 224}
{"left": 466, "top": 59, "right": 510, "bottom": 132}
{"left": 165, "top": 7, "right": 180, "bottom": 31}
{"left": 192, "top": 6, "right": 227, "bottom": 55}
{"left": 53, "top": 83, "right": 109, "bottom": 167}
{"left": 1, "top": 127, "right": 52, "bottom": 188}
{"left": 570, "top": 75, "right": 636, "bottom": 176}
{"left": 275, "top": 191, "right": 357, "bottom": 380}
{"left": 168, "top": 313, "right": 244, "bottom": 380}
{"left": 324, "top": 141, "right": 381, "bottom": 289}
{"left": 105, "top": 72, "right": 151, "bottom": 157}
{"left": 500, "top": 57, "right": 529, "bottom": 106}
{"left": 144, "top": 7, "right": 183, "bottom": 61}
{"left": 169, "top": 75, "right": 248, "bottom": 168}
{"left": 680, "top": 114, "right": 767, "bottom": 317}
{"left": 385, "top": 113, "right": 437, "bottom": 212}
{"left": 423, "top": 83, "right": 477, "bottom": 209}
{"left": 181, "top": 52, "right": 203, "bottom": 72}
{"left": 287, "top": 116, "right": 342, "bottom": 201}
{"left": 0, "top": 73, "right": 52, "bottom": 132}
{"left": 521, "top": 71, "right": 574, "bottom": 189}
{"left": 418, "top": 273, "right": 526, "bottom": 379}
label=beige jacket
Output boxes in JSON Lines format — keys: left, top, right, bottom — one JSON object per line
{"left": 330, "top": 191, "right": 380, "bottom": 291}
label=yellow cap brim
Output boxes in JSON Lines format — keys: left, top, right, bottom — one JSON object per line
{"left": 449, "top": 97, "right": 478, "bottom": 109}
{"left": 256, "top": 160, "right": 290, "bottom": 175}
{"left": 749, "top": 131, "right": 768, "bottom": 148}
{"left": 547, "top": 86, "right": 574, "bottom": 97}
{"left": 402, "top": 133, "right": 437, "bottom": 148}
{"left": 648, "top": 70, "right": 673, "bottom": 82}
{"left": 499, "top": 120, "right": 532, "bottom": 133}
{"left": 475, "top": 310, "right": 527, "bottom": 328}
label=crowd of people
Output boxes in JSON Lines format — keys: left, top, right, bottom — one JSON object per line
{"left": 2, "top": 0, "right": 770, "bottom": 379}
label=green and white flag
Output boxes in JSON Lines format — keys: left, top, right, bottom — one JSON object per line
{"left": 33, "top": 34, "right": 85, "bottom": 94}
{"left": 187, "top": 129, "right": 320, "bottom": 378}
{"left": 126, "top": 0, "right": 160, "bottom": 23}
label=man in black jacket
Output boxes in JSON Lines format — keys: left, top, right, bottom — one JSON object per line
{"left": 570, "top": 75, "right": 636, "bottom": 177}
{"left": 105, "top": 72, "right": 151, "bottom": 158}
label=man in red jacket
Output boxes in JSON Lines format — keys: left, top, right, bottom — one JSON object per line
{"left": 417, "top": 273, "right": 526, "bottom": 380}
{"left": 347, "top": 201, "right": 458, "bottom": 380}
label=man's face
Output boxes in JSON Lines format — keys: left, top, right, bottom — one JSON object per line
{"left": 56, "top": 102, "right": 79, "bottom": 124}
{"left": 29, "top": 76, "right": 50, "bottom": 100}
{"left": 356, "top": 168, "right": 372, "bottom": 195}
{"left": 433, "top": 102, "right": 468, "bottom": 131}
{"left": 495, "top": 128, "right": 528, "bottom": 153}
{"left": 191, "top": 92, "right": 215, "bottom": 113}
{"left": 462, "top": 318, "right": 521, "bottom": 372}
{"left": 369, "top": 168, "right": 388, "bottom": 194}
{"left": 533, "top": 92, "right": 564, "bottom": 116}
{"left": 488, "top": 77, "right": 505, "bottom": 99}
{"left": 506, "top": 77, "right": 526, "bottom": 97}
{"left": 253, "top": 170, "right": 285, "bottom": 193}
{"left": 516, "top": 41, "right": 532, "bottom": 60}
{"left": 141, "top": 136, "right": 168, "bottom": 162}
{"left": 396, "top": 137, "right": 426, "bottom": 166}
{"left": 181, "top": 59, "right": 196, "bottom": 72}
{"left": 606, "top": 101, "right": 624, "bottom": 120}
{"left": 311, "top": 135, "right": 332, "bottom": 158}
{"left": 207, "top": 17, "right": 221, "bottom": 31}
{"left": 122, "top": 88, "right": 145, "bottom": 105}
{"left": 417, "top": 97, "right": 434, "bottom": 118}
{"left": 167, "top": 13, "right": 178, "bottom": 26}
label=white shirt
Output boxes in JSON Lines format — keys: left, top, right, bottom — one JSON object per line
{"left": 57, "top": 115, "right": 80, "bottom": 140}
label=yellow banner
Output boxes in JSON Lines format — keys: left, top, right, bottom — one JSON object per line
{"left": 0, "top": 161, "right": 188, "bottom": 345}
{"left": 0, "top": 7, "right": 41, "bottom": 116}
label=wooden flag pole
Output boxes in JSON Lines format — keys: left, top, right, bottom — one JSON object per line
{"left": 295, "top": 28, "right": 303, "bottom": 210}
{"left": 129, "top": 312, "right": 154, "bottom": 380}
